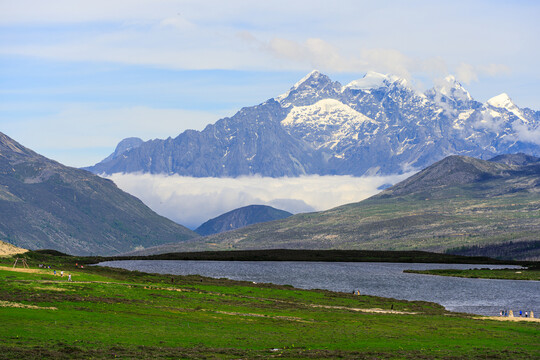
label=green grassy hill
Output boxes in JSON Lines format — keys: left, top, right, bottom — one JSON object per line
{"left": 134, "top": 155, "right": 540, "bottom": 259}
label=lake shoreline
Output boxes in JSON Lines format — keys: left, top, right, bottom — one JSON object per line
{"left": 404, "top": 268, "right": 540, "bottom": 281}
{"left": 113, "top": 248, "right": 528, "bottom": 265}
{"left": 97, "top": 259, "right": 537, "bottom": 316}
{"left": 1, "top": 251, "right": 539, "bottom": 359}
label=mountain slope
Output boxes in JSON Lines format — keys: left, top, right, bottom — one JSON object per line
{"left": 131, "top": 155, "right": 540, "bottom": 259}
{"left": 87, "top": 71, "right": 540, "bottom": 177}
{"left": 0, "top": 132, "right": 198, "bottom": 255}
{"left": 195, "top": 205, "right": 292, "bottom": 236}
{"left": 86, "top": 100, "right": 322, "bottom": 177}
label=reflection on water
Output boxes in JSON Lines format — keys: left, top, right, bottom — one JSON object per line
{"left": 98, "top": 260, "right": 539, "bottom": 316}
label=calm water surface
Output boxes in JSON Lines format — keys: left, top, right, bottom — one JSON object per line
{"left": 98, "top": 260, "right": 539, "bottom": 316}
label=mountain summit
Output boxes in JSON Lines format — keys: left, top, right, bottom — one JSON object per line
{"left": 86, "top": 71, "right": 540, "bottom": 177}
{"left": 195, "top": 205, "right": 292, "bottom": 236}
{"left": 344, "top": 71, "right": 408, "bottom": 91}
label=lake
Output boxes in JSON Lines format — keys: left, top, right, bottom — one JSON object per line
{"left": 97, "top": 260, "right": 539, "bottom": 316}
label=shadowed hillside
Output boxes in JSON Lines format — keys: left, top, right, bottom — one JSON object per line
{"left": 195, "top": 205, "right": 292, "bottom": 236}
{"left": 0, "top": 132, "right": 199, "bottom": 255}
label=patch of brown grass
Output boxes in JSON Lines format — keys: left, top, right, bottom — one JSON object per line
{"left": 0, "top": 241, "right": 27, "bottom": 256}
{"left": 0, "top": 300, "right": 57, "bottom": 310}
{"left": 0, "top": 265, "right": 49, "bottom": 274}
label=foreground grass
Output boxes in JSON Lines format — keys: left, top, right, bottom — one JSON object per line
{"left": 0, "top": 253, "right": 539, "bottom": 359}
{"left": 404, "top": 268, "right": 540, "bottom": 281}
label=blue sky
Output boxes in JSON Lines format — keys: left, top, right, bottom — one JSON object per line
{"left": 1, "top": 0, "right": 539, "bottom": 167}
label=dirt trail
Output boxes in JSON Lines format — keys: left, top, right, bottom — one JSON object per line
{"left": 478, "top": 316, "right": 539, "bottom": 323}
{"left": 0, "top": 265, "right": 51, "bottom": 274}
{"left": 310, "top": 304, "right": 417, "bottom": 315}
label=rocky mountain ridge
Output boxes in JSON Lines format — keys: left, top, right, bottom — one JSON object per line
{"left": 86, "top": 71, "right": 540, "bottom": 177}
{"left": 0, "top": 132, "right": 198, "bottom": 255}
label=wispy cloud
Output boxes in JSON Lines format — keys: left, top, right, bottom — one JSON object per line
{"left": 456, "top": 63, "right": 511, "bottom": 85}
{"left": 0, "top": 1, "right": 525, "bottom": 79}
{"left": 512, "top": 122, "right": 540, "bottom": 146}
{"left": 106, "top": 173, "right": 412, "bottom": 229}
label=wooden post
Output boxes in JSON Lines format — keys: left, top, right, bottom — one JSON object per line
{"left": 12, "top": 258, "right": 29, "bottom": 269}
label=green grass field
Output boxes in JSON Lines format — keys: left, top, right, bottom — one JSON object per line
{"left": 404, "top": 268, "right": 540, "bottom": 281}
{"left": 0, "top": 253, "right": 539, "bottom": 359}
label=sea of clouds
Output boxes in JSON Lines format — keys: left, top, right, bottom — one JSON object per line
{"left": 107, "top": 173, "right": 413, "bottom": 229}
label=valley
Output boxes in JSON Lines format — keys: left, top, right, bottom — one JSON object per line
{"left": 3, "top": 3, "right": 540, "bottom": 359}
{"left": 129, "top": 155, "right": 540, "bottom": 259}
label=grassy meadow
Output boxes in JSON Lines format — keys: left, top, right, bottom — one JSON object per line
{"left": 0, "top": 252, "right": 539, "bottom": 359}
{"left": 404, "top": 268, "right": 540, "bottom": 281}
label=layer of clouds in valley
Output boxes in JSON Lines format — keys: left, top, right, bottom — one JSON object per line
{"left": 107, "top": 173, "right": 412, "bottom": 229}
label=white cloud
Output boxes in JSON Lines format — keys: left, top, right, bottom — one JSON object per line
{"left": 1, "top": 2, "right": 519, "bottom": 81}
{"left": 512, "top": 122, "right": 540, "bottom": 146}
{"left": 359, "top": 48, "right": 414, "bottom": 79}
{"left": 456, "top": 63, "right": 479, "bottom": 85}
{"left": 474, "top": 109, "right": 505, "bottom": 132}
{"left": 239, "top": 33, "right": 511, "bottom": 88}
{"left": 106, "top": 173, "right": 412, "bottom": 229}
{"left": 264, "top": 37, "right": 365, "bottom": 73}
{"left": 456, "top": 63, "right": 511, "bottom": 85}
{"left": 241, "top": 34, "right": 443, "bottom": 78}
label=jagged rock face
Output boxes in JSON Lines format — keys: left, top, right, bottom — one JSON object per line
{"left": 97, "top": 137, "right": 144, "bottom": 165}
{"left": 277, "top": 70, "right": 343, "bottom": 107}
{"left": 86, "top": 71, "right": 540, "bottom": 177}
{"left": 0, "top": 132, "right": 199, "bottom": 255}
{"left": 87, "top": 100, "right": 321, "bottom": 177}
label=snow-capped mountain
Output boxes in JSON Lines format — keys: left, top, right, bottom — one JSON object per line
{"left": 86, "top": 71, "right": 540, "bottom": 177}
{"left": 425, "top": 75, "right": 478, "bottom": 112}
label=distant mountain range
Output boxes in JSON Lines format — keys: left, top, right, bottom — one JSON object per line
{"left": 0, "top": 132, "right": 198, "bottom": 256}
{"left": 195, "top": 205, "right": 292, "bottom": 236}
{"left": 130, "top": 154, "right": 540, "bottom": 260}
{"left": 86, "top": 71, "right": 540, "bottom": 177}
